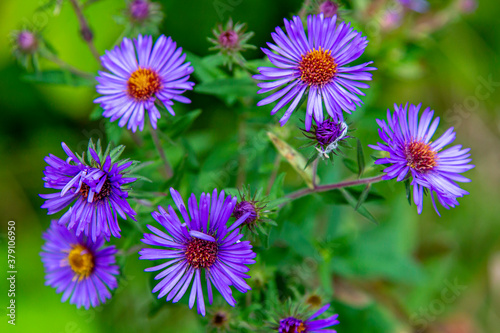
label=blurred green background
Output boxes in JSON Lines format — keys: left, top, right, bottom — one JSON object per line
{"left": 1, "top": 0, "right": 499, "bottom": 332}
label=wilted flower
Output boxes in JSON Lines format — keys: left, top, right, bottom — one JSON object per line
{"left": 40, "top": 141, "right": 137, "bottom": 241}
{"left": 208, "top": 18, "right": 255, "bottom": 70}
{"left": 254, "top": 14, "right": 375, "bottom": 130}
{"left": 139, "top": 188, "right": 256, "bottom": 316}
{"left": 94, "top": 34, "right": 194, "bottom": 132}
{"left": 302, "top": 118, "right": 349, "bottom": 161}
{"left": 40, "top": 221, "right": 119, "bottom": 309}
{"left": 369, "top": 103, "right": 475, "bottom": 215}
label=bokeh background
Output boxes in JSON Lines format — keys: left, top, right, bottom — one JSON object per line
{"left": 1, "top": 0, "right": 499, "bottom": 332}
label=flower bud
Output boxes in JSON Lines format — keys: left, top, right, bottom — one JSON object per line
{"left": 17, "top": 31, "right": 38, "bottom": 53}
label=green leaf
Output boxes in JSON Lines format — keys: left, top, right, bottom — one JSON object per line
{"left": 404, "top": 178, "right": 412, "bottom": 206}
{"left": 355, "top": 183, "right": 372, "bottom": 211}
{"left": 343, "top": 158, "right": 358, "bottom": 173}
{"left": 184, "top": 52, "right": 227, "bottom": 83}
{"left": 195, "top": 78, "right": 258, "bottom": 99}
{"left": 105, "top": 121, "right": 123, "bottom": 145}
{"left": 164, "top": 109, "right": 202, "bottom": 140}
{"left": 339, "top": 188, "right": 378, "bottom": 224}
{"left": 356, "top": 138, "right": 365, "bottom": 177}
{"left": 89, "top": 106, "right": 103, "bottom": 120}
{"left": 23, "top": 70, "right": 95, "bottom": 86}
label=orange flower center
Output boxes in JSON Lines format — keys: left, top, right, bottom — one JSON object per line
{"left": 127, "top": 67, "right": 162, "bottom": 100}
{"left": 299, "top": 47, "right": 337, "bottom": 86}
{"left": 68, "top": 244, "right": 94, "bottom": 279}
{"left": 404, "top": 141, "right": 438, "bottom": 172}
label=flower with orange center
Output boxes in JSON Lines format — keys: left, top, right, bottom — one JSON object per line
{"left": 127, "top": 67, "right": 162, "bottom": 101}
{"left": 299, "top": 47, "right": 337, "bottom": 86}
{"left": 370, "top": 103, "right": 474, "bottom": 215}
{"left": 255, "top": 14, "right": 375, "bottom": 130}
{"left": 95, "top": 34, "right": 194, "bottom": 132}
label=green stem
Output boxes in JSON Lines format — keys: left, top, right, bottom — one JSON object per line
{"left": 149, "top": 123, "right": 173, "bottom": 179}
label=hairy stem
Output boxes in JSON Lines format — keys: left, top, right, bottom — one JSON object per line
{"left": 69, "top": 0, "right": 101, "bottom": 63}
{"left": 286, "top": 174, "right": 385, "bottom": 202}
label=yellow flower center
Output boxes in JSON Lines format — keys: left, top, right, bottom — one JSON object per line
{"left": 127, "top": 67, "right": 162, "bottom": 100}
{"left": 68, "top": 244, "right": 94, "bottom": 279}
{"left": 299, "top": 47, "right": 337, "bottom": 86}
{"left": 405, "top": 141, "right": 438, "bottom": 172}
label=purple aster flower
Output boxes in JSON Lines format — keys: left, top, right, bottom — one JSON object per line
{"left": 254, "top": 14, "right": 375, "bottom": 131}
{"left": 40, "top": 141, "right": 137, "bottom": 241}
{"left": 277, "top": 304, "right": 340, "bottom": 332}
{"left": 94, "top": 34, "right": 194, "bottom": 132}
{"left": 139, "top": 188, "right": 256, "bottom": 316}
{"left": 40, "top": 221, "right": 119, "bottom": 309}
{"left": 369, "top": 103, "right": 475, "bottom": 215}
{"left": 398, "top": 0, "right": 429, "bottom": 13}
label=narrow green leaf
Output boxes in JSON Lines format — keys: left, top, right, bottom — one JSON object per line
{"left": 339, "top": 188, "right": 378, "bottom": 224}
{"left": 405, "top": 179, "right": 412, "bottom": 205}
{"left": 343, "top": 158, "right": 358, "bottom": 173}
{"left": 356, "top": 138, "right": 365, "bottom": 177}
{"left": 355, "top": 183, "right": 372, "bottom": 211}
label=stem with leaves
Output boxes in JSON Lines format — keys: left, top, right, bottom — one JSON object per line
{"left": 69, "top": 0, "right": 101, "bottom": 63}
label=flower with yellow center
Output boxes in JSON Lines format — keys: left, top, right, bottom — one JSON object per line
{"left": 67, "top": 244, "right": 94, "bottom": 280}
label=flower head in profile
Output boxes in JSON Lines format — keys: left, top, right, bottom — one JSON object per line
{"left": 274, "top": 303, "right": 340, "bottom": 333}
{"left": 10, "top": 29, "right": 41, "bottom": 69}
{"left": 40, "top": 221, "right": 119, "bottom": 309}
{"left": 302, "top": 118, "right": 349, "bottom": 161}
{"left": 369, "top": 103, "right": 474, "bottom": 215}
{"left": 40, "top": 140, "right": 137, "bottom": 241}
{"left": 208, "top": 18, "right": 255, "bottom": 70}
{"left": 139, "top": 188, "right": 256, "bottom": 316}
{"left": 254, "top": 14, "right": 375, "bottom": 130}
{"left": 232, "top": 187, "right": 276, "bottom": 234}
{"left": 95, "top": 34, "right": 194, "bottom": 132}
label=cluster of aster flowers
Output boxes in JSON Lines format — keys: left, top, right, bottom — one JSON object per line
{"left": 32, "top": 2, "right": 477, "bottom": 330}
